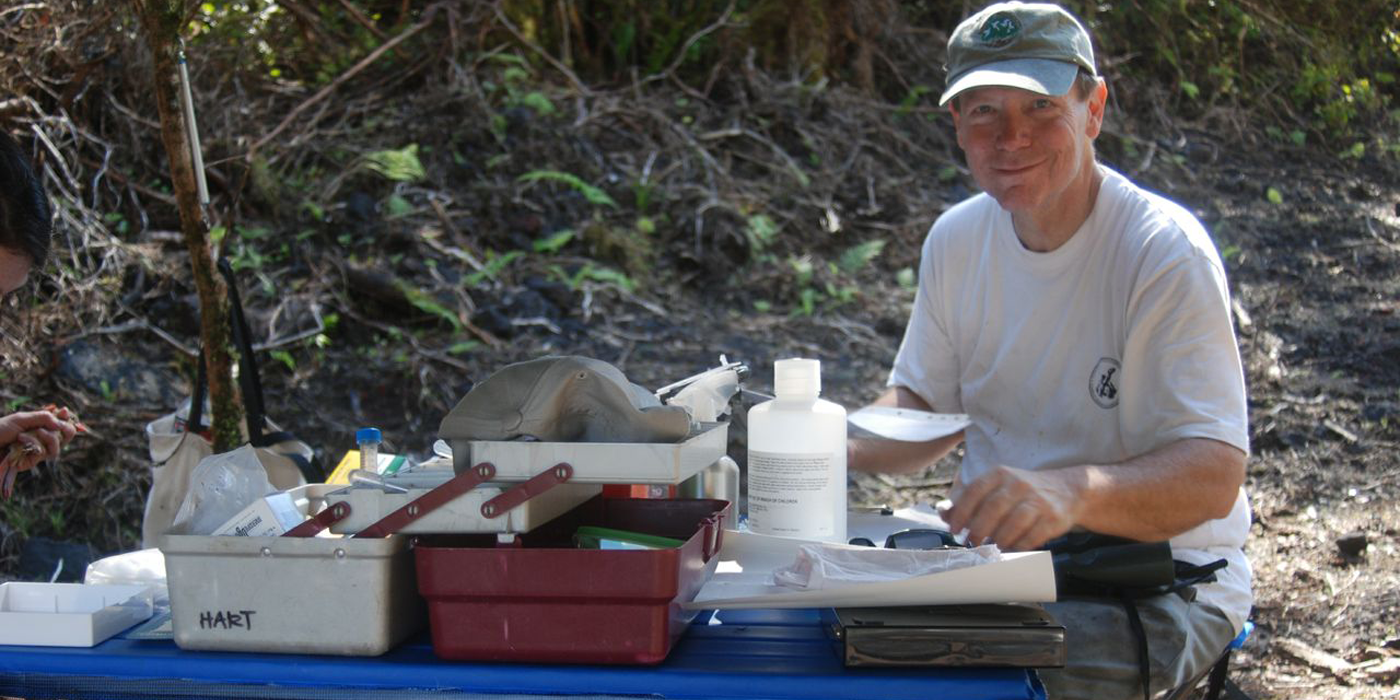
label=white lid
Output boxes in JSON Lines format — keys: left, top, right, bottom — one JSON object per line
{"left": 774, "top": 358, "right": 821, "bottom": 397}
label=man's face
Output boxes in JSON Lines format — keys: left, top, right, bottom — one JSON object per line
{"left": 950, "top": 83, "right": 1106, "bottom": 216}
{"left": 0, "top": 247, "right": 32, "bottom": 300}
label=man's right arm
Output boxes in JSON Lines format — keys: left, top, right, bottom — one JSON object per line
{"left": 847, "top": 386, "right": 963, "bottom": 475}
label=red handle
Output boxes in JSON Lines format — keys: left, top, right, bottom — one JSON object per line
{"left": 354, "top": 462, "right": 496, "bottom": 538}
{"left": 479, "top": 462, "right": 573, "bottom": 518}
{"left": 282, "top": 501, "right": 352, "bottom": 538}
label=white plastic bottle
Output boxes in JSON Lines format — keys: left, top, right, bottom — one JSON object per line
{"left": 746, "top": 358, "right": 847, "bottom": 542}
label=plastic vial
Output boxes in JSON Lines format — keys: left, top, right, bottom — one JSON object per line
{"left": 746, "top": 358, "right": 847, "bottom": 543}
{"left": 357, "top": 427, "right": 382, "bottom": 473}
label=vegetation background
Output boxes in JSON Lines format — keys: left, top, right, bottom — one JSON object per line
{"left": 0, "top": 1, "right": 1398, "bottom": 697}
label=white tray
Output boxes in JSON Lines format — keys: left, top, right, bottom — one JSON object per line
{"left": 0, "top": 582, "right": 153, "bottom": 647}
{"left": 453, "top": 421, "right": 729, "bottom": 485}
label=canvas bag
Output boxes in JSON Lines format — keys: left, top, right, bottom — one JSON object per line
{"left": 141, "top": 259, "right": 319, "bottom": 549}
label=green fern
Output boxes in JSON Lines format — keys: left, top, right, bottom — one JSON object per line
{"left": 518, "top": 170, "right": 618, "bottom": 208}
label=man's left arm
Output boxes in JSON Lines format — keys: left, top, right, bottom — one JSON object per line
{"left": 942, "top": 437, "right": 1245, "bottom": 551}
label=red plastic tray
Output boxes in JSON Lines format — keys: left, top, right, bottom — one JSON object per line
{"left": 414, "top": 496, "right": 730, "bottom": 664}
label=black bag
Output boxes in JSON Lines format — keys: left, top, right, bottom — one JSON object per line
{"left": 140, "top": 259, "right": 320, "bottom": 548}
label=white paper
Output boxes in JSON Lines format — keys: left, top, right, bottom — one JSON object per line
{"left": 686, "top": 529, "right": 1056, "bottom": 610}
{"left": 847, "top": 406, "right": 971, "bottom": 442}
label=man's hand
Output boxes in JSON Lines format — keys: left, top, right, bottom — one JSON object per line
{"left": 848, "top": 386, "right": 963, "bottom": 475}
{"left": 941, "top": 465, "right": 1085, "bottom": 552}
{"left": 942, "top": 439, "right": 1247, "bottom": 550}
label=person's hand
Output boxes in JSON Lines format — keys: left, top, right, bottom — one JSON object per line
{"left": 0, "top": 406, "right": 86, "bottom": 498}
{"left": 940, "top": 465, "right": 1084, "bottom": 552}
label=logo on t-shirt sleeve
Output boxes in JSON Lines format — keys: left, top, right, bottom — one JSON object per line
{"left": 1089, "top": 357, "right": 1121, "bottom": 409}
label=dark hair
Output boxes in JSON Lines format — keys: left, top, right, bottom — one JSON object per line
{"left": 0, "top": 130, "right": 52, "bottom": 270}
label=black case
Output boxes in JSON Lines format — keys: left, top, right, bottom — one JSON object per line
{"left": 832, "top": 603, "right": 1066, "bottom": 668}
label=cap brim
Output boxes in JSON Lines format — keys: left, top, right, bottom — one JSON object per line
{"left": 939, "top": 58, "right": 1080, "bottom": 106}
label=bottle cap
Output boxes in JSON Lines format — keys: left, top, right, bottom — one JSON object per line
{"left": 356, "top": 427, "right": 382, "bottom": 443}
{"left": 774, "top": 358, "right": 821, "bottom": 397}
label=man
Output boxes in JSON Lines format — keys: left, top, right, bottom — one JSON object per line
{"left": 0, "top": 129, "right": 79, "bottom": 488}
{"left": 848, "top": 3, "right": 1251, "bottom": 699}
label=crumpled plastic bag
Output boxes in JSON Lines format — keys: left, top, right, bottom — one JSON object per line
{"left": 84, "top": 548, "right": 168, "bottom": 609}
{"left": 168, "top": 444, "right": 275, "bottom": 536}
{"left": 772, "top": 542, "right": 1003, "bottom": 590}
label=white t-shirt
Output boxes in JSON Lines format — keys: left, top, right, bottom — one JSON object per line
{"left": 890, "top": 165, "right": 1253, "bottom": 633}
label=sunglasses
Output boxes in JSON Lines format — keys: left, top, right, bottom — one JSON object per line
{"left": 849, "top": 528, "right": 969, "bottom": 550}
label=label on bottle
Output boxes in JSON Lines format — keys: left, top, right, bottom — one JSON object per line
{"left": 747, "top": 450, "right": 834, "bottom": 537}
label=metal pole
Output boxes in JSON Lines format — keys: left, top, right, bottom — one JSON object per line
{"left": 177, "top": 39, "right": 210, "bottom": 210}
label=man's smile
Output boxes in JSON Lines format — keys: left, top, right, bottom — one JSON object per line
{"left": 991, "top": 160, "right": 1044, "bottom": 176}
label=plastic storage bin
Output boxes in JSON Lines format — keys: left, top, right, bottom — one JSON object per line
{"left": 161, "top": 485, "right": 426, "bottom": 656}
{"left": 163, "top": 533, "right": 424, "bottom": 656}
{"left": 415, "top": 496, "right": 730, "bottom": 664}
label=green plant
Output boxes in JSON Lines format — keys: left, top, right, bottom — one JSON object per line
{"left": 895, "top": 85, "right": 932, "bottom": 119}
{"left": 633, "top": 181, "right": 655, "bottom": 212}
{"left": 896, "top": 267, "right": 916, "bottom": 289}
{"left": 464, "top": 250, "right": 524, "bottom": 287}
{"left": 363, "top": 144, "right": 426, "bottom": 183}
{"left": 547, "top": 262, "right": 636, "bottom": 293}
{"left": 745, "top": 214, "right": 778, "bottom": 256}
{"left": 837, "top": 239, "right": 885, "bottom": 274}
{"left": 487, "top": 55, "right": 557, "bottom": 117}
{"left": 225, "top": 225, "right": 284, "bottom": 272}
{"left": 518, "top": 170, "right": 618, "bottom": 208}
{"left": 270, "top": 350, "right": 296, "bottom": 371}
{"left": 1081, "top": 0, "right": 1398, "bottom": 143}
{"left": 103, "top": 211, "right": 130, "bottom": 236}
{"left": 446, "top": 340, "right": 481, "bottom": 356}
{"left": 384, "top": 194, "right": 414, "bottom": 218}
{"left": 534, "top": 229, "right": 576, "bottom": 253}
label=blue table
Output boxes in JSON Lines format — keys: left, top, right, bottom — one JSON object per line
{"left": 0, "top": 608, "right": 1046, "bottom": 699}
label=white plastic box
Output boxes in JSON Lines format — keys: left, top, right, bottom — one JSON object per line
{"left": 0, "top": 582, "right": 153, "bottom": 647}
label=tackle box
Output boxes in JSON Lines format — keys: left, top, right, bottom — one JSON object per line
{"left": 163, "top": 422, "right": 729, "bottom": 658}
{"left": 323, "top": 422, "right": 727, "bottom": 535}
{"left": 415, "top": 495, "right": 731, "bottom": 664}
{"left": 161, "top": 485, "right": 426, "bottom": 656}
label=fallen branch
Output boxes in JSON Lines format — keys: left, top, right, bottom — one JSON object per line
{"left": 1365, "top": 216, "right": 1400, "bottom": 254}
{"left": 248, "top": 7, "right": 439, "bottom": 155}
{"left": 1275, "top": 637, "right": 1353, "bottom": 678}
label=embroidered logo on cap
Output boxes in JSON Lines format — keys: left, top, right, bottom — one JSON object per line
{"left": 978, "top": 12, "right": 1021, "bottom": 48}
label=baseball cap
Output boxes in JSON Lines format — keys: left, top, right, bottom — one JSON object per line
{"left": 438, "top": 355, "right": 694, "bottom": 444}
{"left": 939, "top": 2, "right": 1097, "bottom": 106}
